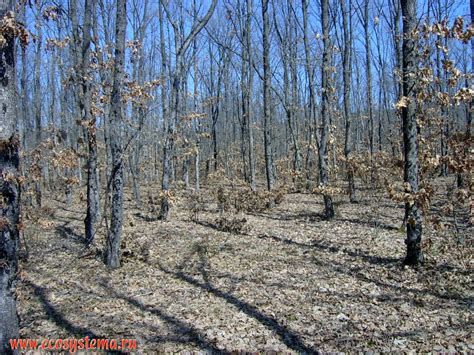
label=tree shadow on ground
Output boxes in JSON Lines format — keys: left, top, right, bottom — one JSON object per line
{"left": 55, "top": 221, "right": 86, "bottom": 244}
{"left": 257, "top": 233, "right": 400, "bottom": 266}
{"left": 249, "top": 211, "right": 325, "bottom": 222}
{"left": 102, "top": 283, "right": 224, "bottom": 353}
{"left": 133, "top": 212, "right": 160, "bottom": 222}
{"left": 337, "top": 217, "right": 399, "bottom": 231}
{"left": 157, "top": 263, "right": 317, "bottom": 353}
{"left": 23, "top": 279, "right": 127, "bottom": 354}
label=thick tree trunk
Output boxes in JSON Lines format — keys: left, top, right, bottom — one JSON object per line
{"left": 105, "top": 0, "right": 127, "bottom": 268}
{"left": 0, "top": 2, "right": 21, "bottom": 351}
{"left": 401, "top": 0, "right": 423, "bottom": 266}
{"left": 319, "top": 0, "right": 335, "bottom": 219}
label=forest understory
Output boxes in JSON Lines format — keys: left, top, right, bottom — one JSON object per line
{"left": 17, "top": 177, "right": 473, "bottom": 353}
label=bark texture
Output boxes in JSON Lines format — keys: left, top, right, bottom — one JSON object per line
{"left": 0, "top": 1, "right": 20, "bottom": 352}
{"left": 319, "top": 0, "right": 335, "bottom": 219}
{"left": 106, "top": 0, "right": 127, "bottom": 268}
{"left": 401, "top": 0, "right": 423, "bottom": 266}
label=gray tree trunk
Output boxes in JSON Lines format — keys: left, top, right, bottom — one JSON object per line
{"left": 0, "top": 1, "right": 21, "bottom": 351}
{"left": 364, "top": 0, "right": 374, "bottom": 161}
{"left": 81, "top": 0, "right": 100, "bottom": 244}
{"left": 105, "top": 0, "right": 127, "bottom": 268}
{"left": 319, "top": 0, "right": 335, "bottom": 219}
{"left": 401, "top": 0, "right": 423, "bottom": 266}
{"left": 302, "top": 0, "right": 316, "bottom": 188}
{"left": 341, "top": 0, "right": 356, "bottom": 203}
{"left": 33, "top": 7, "right": 42, "bottom": 207}
{"left": 262, "top": 0, "right": 275, "bottom": 198}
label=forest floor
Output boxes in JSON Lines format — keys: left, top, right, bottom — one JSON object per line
{"left": 17, "top": 178, "right": 473, "bottom": 353}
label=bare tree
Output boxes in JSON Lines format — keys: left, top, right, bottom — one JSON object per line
{"left": 81, "top": 0, "right": 100, "bottom": 244}
{"left": 262, "top": 0, "right": 275, "bottom": 199}
{"left": 341, "top": 0, "right": 356, "bottom": 202}
{"left": 302, "top": 0, "right": 316, "bottom": 188}
{"left": 319, "top": 0, "right": 335, "bottom": 219}
{"left": 159, "top": 0, "right": 218, "bottom": 220}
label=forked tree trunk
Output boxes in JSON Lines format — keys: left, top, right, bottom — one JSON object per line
{"left": 159, "top": 0, "right": 217, "bottom": 220}
{"left": 0, "top": 2, "right": 21, "bottom": 351}
{"left": 401, "top": 0, "right": 423, "bottom": 266}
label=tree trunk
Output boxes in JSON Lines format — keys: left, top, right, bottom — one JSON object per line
{"left": 0, "top": 2, "right": 21, "bottom": 351}
{"left": 320, "top": 0, "right": 335, "bottom": 219}
{"left": 342, "top": 0, "right": 356, "bottom": 202}
{"left": 401, "top": 0, "right": 423, "bottom": 266}
{"left": 364, "top": 0, "right": 374, "bottom": 161}
{"left": 262, "top": 0, "right": 275, "bottom": 199}
{"left": 105, "top": 0, "right": 127, "bottom": 268}
{"left": 81, "top": 0, "right": 100, "bottom": 244}
{"left": 302, "top": 0, "right": 316, "bottom": 189}
{"left": 33, "top": 9, "right": 42, "bottom": 207}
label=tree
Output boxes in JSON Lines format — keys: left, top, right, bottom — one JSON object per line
{"left": 319, "top": 0, "right": 335, "bottom": 219}
{"left": 159, "top": 0, "right": 218, "bottom": 220}
{"left": 302, "top": 0, "right": 316, "bottom": 188}
{"left": 262, "top": 0, "right": 275, "bottom": 197}
{"left": 363, "top": 0, "right": 375, "bottom": 161}
{"left": 80, "top": 0, "right": 100, "bottom": 244}
{"left": 105, "top": 0, "right": 127, "bottom": 268}
{"left": 401, "top": 0, "right": 423, "bottom": 266}
{"left": 0, "top": 1, "right": 21, "bottom": 351}
{"left": 341, "top": 0, "right": 356, "bottom": 202}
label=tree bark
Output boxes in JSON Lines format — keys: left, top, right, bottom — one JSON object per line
{"left": 81, "top": 0, "right": 100, "bottom": 244}
{"left": 364, "top": 0, "right": 374, "bottom": 161}
{"left": 320, "top": 0, "right": 335, "bottom": 219}
{"left": 105, "top": 0, "right": 127, "bottom": 268}
{"left": 302, "top": 0, "right": 316, "bottom": 188}
{"left": 0, "top": 1, "right": 21, "bottom": 351}
{"left": 401, "top": 0, "right": 423, "bottom": 266}
{"left": 262, "top": 0, "right": 275, "bottom": 198}
{"left": 341, "top": 0, "right": 356, "bottom": 202}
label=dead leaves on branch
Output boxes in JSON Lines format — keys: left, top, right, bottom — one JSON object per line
{"left": 0, "top": 11, "right": 29, "bottom": 48}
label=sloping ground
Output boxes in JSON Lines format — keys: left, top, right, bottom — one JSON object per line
{"left": 17, "top": 185, "right": 473, "bottom": 353}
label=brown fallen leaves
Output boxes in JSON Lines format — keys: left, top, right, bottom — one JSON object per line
{"left": 16, "top": 180, "right": 473, "bottom": 352}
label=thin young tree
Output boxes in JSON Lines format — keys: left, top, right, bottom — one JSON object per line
{"left": 341, "top": 0, "right": 356, "bottom": 202}
{"left": 401, "top": 0, "right": 423, "bottom": 265}
{"left": 105, "top": 0, "right": 127, "bottom": 268}
{"left": 0, "top": 0, "right": 21, "bottom": 350}
{"left": 302, "top": 0, "right": 316, "bottom": 187}
{"left": 319, "top": 0, "right": 335, "bottom": 219}
{"left": 262, "top": 0, "right": 275, "bottom": 200}
{"left": 81, "top": 0, "right": 100, "bottom": 244}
